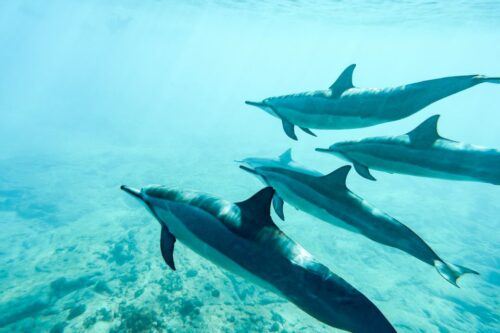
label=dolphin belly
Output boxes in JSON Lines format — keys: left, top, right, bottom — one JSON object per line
{"left": 267, "top": 177, "right": 361, "bottom": 234}
{"left": 272, "top": 87, "right": 417, "bottom": 130}
{"left": 154, "top": 203, "right": 282, "bottom": 295}
{"left": 279, "top": 105, "right": 384, "bottom": 130}
{"left": 349, "top": 151, "right": 480, "bottom": 181}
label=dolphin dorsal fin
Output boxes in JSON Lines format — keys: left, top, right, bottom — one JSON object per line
{"left": 329, "top": 64, "right": 356, "bottom": 98}
{"left": 236, "top": 187, "right": 275, "bottom": 226}
{"left": 278, "top": 149, "right": 293, "bottom": 164}
{"left": 407, "top": 115, "right": 442, "bottom": 147}
{"left": 317, "top": 165, "right": 352, "bottom": 188}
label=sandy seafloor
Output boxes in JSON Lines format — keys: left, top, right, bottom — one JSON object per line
{"left": 0, "top": 1, "right": 499, "bottom": 332}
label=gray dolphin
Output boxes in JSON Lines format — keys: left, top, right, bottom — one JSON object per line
{"left": 245, "top": 64, "right": 499, "bottom": 140}
{"left": 121, "top": 185, "right": 396, "bottom": 333}
{"left": 238, "top": 150, "right": 478, "bottom": 287}
{"left": 316, "top": 115, "right": 500, "bottom": 184}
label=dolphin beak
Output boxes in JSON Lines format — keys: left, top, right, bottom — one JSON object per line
{"left": 245, "top": 101, "right": 266, "bottom": 108}
{"left": 315, "top": 148, "right": 332, "bottom": 153}
{"left": 239, "top": 165, "right": 259, "bottom": 175}
{"left": 120, "top": 185, "right": 143, "bottom": 201}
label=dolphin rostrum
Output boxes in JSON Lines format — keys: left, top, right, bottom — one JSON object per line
{"left": 238, "top": 150, "right": 478, "bottom": 287}
{"left": 121, "top": 185, "right": 396, "bottom": 333}
{"left": 316, "top": 115, "right": 500, "bottom": 184}
{"left": 245, "top": 64, "right": 499, "bottom": 140}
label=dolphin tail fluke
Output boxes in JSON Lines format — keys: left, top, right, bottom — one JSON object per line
{"left": 474, "top": 75, "right": 500, "bottom": 84}
{"left": 434, "top": 260, "right": 479, "bottom": 287}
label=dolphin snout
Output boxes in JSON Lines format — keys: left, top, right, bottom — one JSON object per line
{"left": 235, "top": 159, "right": 248, "bottom": 169}
{"left": 245, "top": 101, "right": 266, "bottom": 108}
{"left": 316, "top": 145, "right": 351, "bottom": 163}
{"left": 239, "top": 165, "right": 259, "bottom": 175}
{"left": 121, "top": 185, "right": 143, "bottom": 200}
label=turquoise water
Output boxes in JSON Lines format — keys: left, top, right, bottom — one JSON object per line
{"left": 0, "top": 1, "right": 499, "bottom": 332}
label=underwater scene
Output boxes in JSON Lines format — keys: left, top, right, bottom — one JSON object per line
{"left": 0, "top": 1, "right": 499, "bottom": 332}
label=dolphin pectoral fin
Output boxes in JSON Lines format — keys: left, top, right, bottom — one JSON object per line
{"left": 299, "top": 127, "right": 317, "bottom": 137}
{"left": 434, "top": 260, "right": 479, "bottom": 287}
{"left": 353, "top": 162, "right": 376, "bottom": 181}
{"left": 160, "top": 226, "right": 176, "bottom": 271}
{"left": 329, "top": 64, "right": 356, "bottom": 98}
{"left": 272, "top": 194, "right": 285, "bottom": 221}
{"left": 282, "top": 119, "right": 298, "bottom": 140}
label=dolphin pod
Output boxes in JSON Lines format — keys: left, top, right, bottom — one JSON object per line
{"left": 121, "top": 185, "right": 396, "bottom": 333}
{"left": 245, "top": 64, "right": 499, "bottom": 140}
{"left": 121, "top": 63, "right": 497, "bottom": 332}
{"left": 238, "top": 149, "right": 478, "bottom": 287}
{"left": 316, "top": 115, "right": 500, "bottom": 184}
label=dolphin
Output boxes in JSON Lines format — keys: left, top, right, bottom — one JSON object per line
{"left": 120, "top": 185, "right": 396, "bottom": 333}
{"left": 235, "top": 149, "right": 318, "bottom": 220}
{"left": 245, "top": 64, "right": 499, "bottom": 140}
{"left": 238, "top": 150, "right": 478, "bottom": 287}
{"left": 316, "top": 115, "right": 500, "bottom": 184}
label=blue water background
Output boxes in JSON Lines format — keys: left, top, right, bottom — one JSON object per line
{"left": 0, "top": 1, "right": 499, "bottom": 332}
